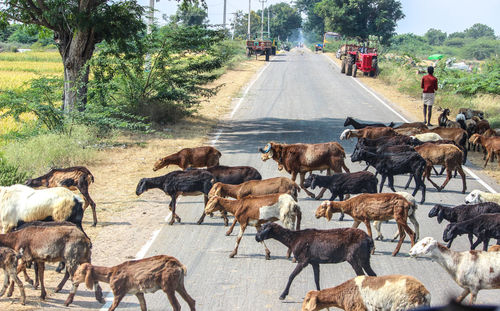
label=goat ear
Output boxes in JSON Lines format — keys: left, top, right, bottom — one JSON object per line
{"left": 304, "top": 295, "right": 317, "bottom": 311}
{"left": 84, "top": 265, "right": 95, "bottom": 290}
{"left": 437, "top": 209, "right": 444, "bottom": 224}
{"left": 325, "top": 204, "right": 332, "bottom": 221}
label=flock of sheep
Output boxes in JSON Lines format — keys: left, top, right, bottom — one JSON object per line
{"left": 0, "top": 112, "right": 499, "bottom": 310}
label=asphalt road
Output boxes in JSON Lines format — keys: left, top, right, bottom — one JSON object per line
{"left": 102, "top": 49, "right": 500, "bottom": 310}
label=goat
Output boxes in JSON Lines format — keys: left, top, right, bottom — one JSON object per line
{"left": 315, "top": 193, "right": 415, "bottom": 256}
{"left": 394, "top": 127, "right": 427, "bottom": 136}
{"left": 427, "top": 127, "right": 468, "bottom": 152}
{"left": 428, "top": 202, "right": 500, "bottom": 248}
{"left": 0, "top": 184, "right": 85, "bottom": 234}
{"left": 302, "top": 274, "right": 431, "bottom": 311}
{"left": 203, "top": 165, "right": 261, "bottom": 184}
{"left": 0, "top": 222, "right": 103, "bottom": 303}
{"left": 465, "top": 190, "right": 500, "bottom": 205}
{"left": 414, "top": 143, "right": 466, "bottom": 193}
{"left": 259, "top": 141, "right": 349, "bottom": 198}
{"left": 153, "top": 146, "right": 221, "bottom": 171}
{"left": 255, "top": 223, "right": 376, "bottom": 300}
{"left": 394, "top": 122, "right": 428, "bottom": 129}
{"left": 476, "top": 119, "right": 491, "bottom": 134}
{"left": 25, "top": 166, "right": 97, "bottom": 226}
{"left": 458, "top": 108, "right": 484, "bottom": 120}
{"left": 343, "top": 117, "right": 394, "bottom": 129}
{"left": 68, "top": 255, "right": 195, "bottom": 311}
{"left": 443, "top": 213, "right": 500, "bottom": 251}
{"left": 350, "top": 147, "right": 427, "bottom": 203}
{"left": 409, "top": 237, "right": 500, "bottom": 304}
{"left": 205, "top": 194, "right": 301, "bottom": 259}
{"left": 340, "top": 127, "right": 398, "bottom": 140}
{"left": 411, "top": 133, "right": 443, "bottom": 142}
{"left": 488, "top": 245, "right": 500, "bottom": 252}
{"left": 469, "top": 134, "right": 500, "bottom": 167}
{"left": 302, "top": 171, "right": 378, "bottom": 220}
{"left": 0, "top": 247, "right": 25, "bottom": 305}
{"left": 438, "top": 108, "right": 451, "bottom": 127}
{"left": 136, "top": 170, "right": 214, "bottom": 225}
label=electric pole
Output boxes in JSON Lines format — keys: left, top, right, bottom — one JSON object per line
{"left": 247, "top": 0, "right": 251, "bottom": 39}
{"left": 148, "top": 0, "right": 155, "bottom": 33}
{"left": 223, "top": 0, "right": 227, "bottom": 28}
{"left": 259, "top": 0, "right": 267, "bottom": 39}
{"left": 267, "top": 7, "right": 270, "bottom": 37}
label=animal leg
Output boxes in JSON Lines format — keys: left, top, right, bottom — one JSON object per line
{"left": 470, "top": 237, "right": 483, "bottom": 250}
{"left": 364, "top": 221, "right": 373, "bottom": 239}
{"left": 197, "top": 195, "right": 209, "bottom": 225}
{"left": 348, "top": 261, "right": 365, "bottom": 276}
{"left": 387, "top": 175, "right": 396, "bottom": 192}
{"left": 408, "top": 213, "right": 420, "bottom": 241}
{"left": 63, "top": 279, "right": 80, "bottom": 306}
{"left": 229, "top": 224, "right": 246, "bottom": 258}
{"left": 226, "top": 218, "right": 238, "bottom": 236}
{"left": 262, "top": 241, "right": 271, "bottom": 260}
{"left": 164, "top": 287, "right": 182, "bottom": 311}
{"left": 315, "top": 187, "right": 328, "bottom": 200}
{"left": 55, "top": 261, "right": 66, "bottom": 273}
{"left": 78, "top": 182, "right": 97, "bottom": 226}
{"left": 484, "top": 150, "right": 491, "bottom": 167}
{"left": 169, "top": 196, "right": 178, "bottom": 225}
{"left": 279, "top": 262, "right": 308, "bottom": 300}
{"left": 404, "top": 174, "right": 413, "bottom": 190}
{"left": 55, "top": 270, "right": 70, "bottom": 292}
{"left": 12, "top": 272, "right": 25, "bottom": 305}
{"left": 37, "top": 262, "right": 46, "bottom": 300}
{"left": 109, "top": 293, "right": 126, "bottom": 311}
{"left": 456, "top": 166, "right": 467, "bottom": 193}
{"left": 175, "top": 275, "right": 196, "bottom": 311}
{"left": 437, "top": 167, "right": 453, "bottom": 192}
{"left": 379, "top": 175, "right": 387, "bottom": 193}
{"left": 373, "top": 221, "right": 383, "bottom": 241}
{"left": 300, "top": 172, "right": 315, "bottom": 198}
{"left": 456, "top": 289, "right": 470, "bottom": 303}
{"left": 136, "top": 293, "right": 147, "bottom": 311}
{"left": 311, "top": 263, "right": 321, "bottom": 290}
{"left": 352, "top": 220, "right": 361, "bottom": 229}
{"left": 0, "top": 270, "right": 9, "bottom": 297}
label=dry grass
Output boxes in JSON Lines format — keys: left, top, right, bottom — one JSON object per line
{"left": 0, "top": 57, "right": 267, "bottom": 310}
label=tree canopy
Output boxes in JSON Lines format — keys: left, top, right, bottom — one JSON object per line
{"left": 425, "top": 28, "right": 447, "bottom": 46}
{"left": 464, "top": 23, "right": 496, "bottom": 39}
{"left": 232, "top": 10, "right": 261, "bottom": 39}
{"left": 260, "top": 3, "right": 301, "bottom": 40}
{"left": 294, "top": 0, "right": 324, "bottom": 42}
{"left": 170, "top": 3, "right": 208, "bottom": 26}
{"left": 314, "top": 0, "right": 404, "bottom": 44}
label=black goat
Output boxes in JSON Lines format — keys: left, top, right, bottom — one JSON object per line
{"left": 200, "top": 165, "right": 261, "bottom": 184}
{"left": 428, "top": 202, "right": 500, "bottom": 248}
{"left": 344, "top": 117, "right": 394, "bottom": 129}
{"left": 351, "top": 147, "right": 427, "bottom": 203}
{"left": 255, "top": 223, "right": 376, "bottom": 300}
{"left": 136, "top": 170, "right": 214, "bottom": 225}
{"left": 303, "top": 172, "right": 378, "bottom": 221}
{"left": 443, "top": 213, "right": 500, "bottom": 250}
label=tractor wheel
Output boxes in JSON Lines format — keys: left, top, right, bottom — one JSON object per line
{"left": 265, "top": 48, "right": 270, "bottom": 61}
{"left": 246, "top": 48, "right": 251, "bottom": 58}
{"left": 353, "top": 65, "right": 357, "bottom": 77}
{"left": 370, "top": 58, "right": 378, "bottom": 77}
{"left": 346, "top": 63, "right": 353, "bottom": 76}
{"left": 341, "top": 58, "right": 346, "bottom": 73}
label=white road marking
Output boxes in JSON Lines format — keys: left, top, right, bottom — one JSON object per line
{"left": 324, "top": 54, "right": 497, "bottom": 194}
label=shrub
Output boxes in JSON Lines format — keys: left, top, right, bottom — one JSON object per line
{"left": 0, "top": 154, "right": 28, "bottom": 186}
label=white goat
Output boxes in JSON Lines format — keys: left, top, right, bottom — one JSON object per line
{"left": 411, "top": 133, "right": 443, "bottom": 142}
{"left": 409, "top": 237, "right": 500, "bottom": 304}
{"left": 465, "top": 189, "right": 500, "bottom": 205}
{"left": 0, "top": 184, "right": 84, "bottom": 233}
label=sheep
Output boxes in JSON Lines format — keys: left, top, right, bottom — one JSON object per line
{"left": 255, "top": 223, "right": 377, "bottom": 300}
{"left": 0, "top": 222, "right": 103, "bottom": 303}
{"left": 343, "top": 117, "right": 394, "bottom": 129}
{"left": 315, "top": 193, "right": 415, "bottom": 256}
{"left": 443, "top": 213, "right": 500, "bottom": 251}
{"left": 302, "top": 274, "right": 431, "bottom": 311}
{"left": 340, "top": 127, "right": 398, "bottom": 140}
{"left": 205, "top": 194, "right": 301, "bottom": 259}
{"left": 428, "top": 202, "right": 500, "bottom": 248}
{"left": 25, "top": 166, "right": 97, "bottom": 226}
{"left": 469, "top": 134, "right": 500, "bottom": 167}
{"left": 409, "top": 236, "right": 500, "bottom": 304}
{"left": 0, "top": 184, "right": 85, "bottom": 234}
{"left": 302, "top": 171, "right": 378, "bottom": 221}
{"left": 135, "top": 170, "right": 214, "bottom": 225}
{"left": 465, "top": 190, "right": 500, "bottom": 205}
{"left": 0, "top": 247, "right": 25, "bottom": 305}
{"left": 68, "top": 255, "right": 196, "bottom": 311}
{"left": 410, "top": 133, "right": 443, "bottom": 142}
{"left": 152, "top": 146, "right": 221, "bottom": 171}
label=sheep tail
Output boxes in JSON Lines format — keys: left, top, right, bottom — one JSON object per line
{"left": 367, "top": 237, "right": 375, "bottom": 254}
{"left": 181, "top": 264, "right": 188, "bottom": 276}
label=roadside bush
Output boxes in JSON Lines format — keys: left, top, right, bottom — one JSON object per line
{"left": 462, "top": 39, "right": 499, "bottom": 60}
{"left": 0, "top": 154, "right": 28, "bottom": 186}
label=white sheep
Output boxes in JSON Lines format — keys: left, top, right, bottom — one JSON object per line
{"left": 410, "top": 133, "right": 443, "bottom": 142}
{"left": 409, "top": 236, "right": 500, "bottom": 304}
{"left": 465, "top": 189, "right": 500, "bottom": 205}
{"left": 0, "top": 184, "right": 84, "bottom": 233}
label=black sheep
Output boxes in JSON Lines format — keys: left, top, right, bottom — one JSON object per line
{"left": 344, "top": 117, "right": 394, "bottom": 129}
{"left": 136, "top": 170, "right": 214, "bottom": 225}
{"left": 303, "top": 172, "right": 378, "bottom": 221}
{"left": 255, "top": 223, "right": 376, "bottom": 300}
{"left": 197, "top": 165, "right": 261, "bottom": 184}
{"left": 443, "top": 213, "right": 500, "bottom": 250}
{"left": 428, "top": 202, "right": 500, "bottom": 248}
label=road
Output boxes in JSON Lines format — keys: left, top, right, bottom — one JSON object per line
{"left": 106, "top": 49, "right": 499, "bottom": 310}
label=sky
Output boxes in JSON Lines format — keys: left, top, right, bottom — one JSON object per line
{"left": 138, "top": 0, "right": 500, "bottom": 36}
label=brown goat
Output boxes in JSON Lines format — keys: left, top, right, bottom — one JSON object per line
{"left": 476, "top": 119, "right": 490, "bottom": 134}
{"left": 205, "top": 194, "right": 301, "bottom": 259}
{"left": 0, "top": 247, "right": 25, "bottom": 305}
{"left": 340, "top": 127, "right": 398, "bottom": 140}
{"left": 469, "top": 134, "right": 500, "bottom": 167}
{"left": 394, "top": 127, "right": 427, "bottom": 136}
{"left": 69, "top": 255, "right": 195, "bottom": 311}
{"left": 209, "top": 177, "right": 300, "bottom": 200}
{"left": 302, "top": 274, "right": 430, "bottom": 311}
{"left": 315, "top": 193, "right": 415, "bottom": 256}
{"left": 427, "top": 127, "right": 467, "bottom": 147}
{"left": 153, "top": 146, "right": 221, "bottom": 171}
{"left": 259, "top": 142, "right": 349, "bottom": 198}
{"left": 25, "top": 166, "right": 97, "bottom": 226}
{"left": 414, "top": 143, "right": 466, "bottom": 193}
{"left": 488, "top": 245, "right": 500, "bottom": 251}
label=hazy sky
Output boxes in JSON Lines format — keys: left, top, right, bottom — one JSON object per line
{"left": 138, "top": 0, "right": 499, "bottom": 36}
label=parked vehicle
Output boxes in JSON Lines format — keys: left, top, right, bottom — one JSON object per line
{"left": 246, "top": 39, "right": 272, "bottom": 61}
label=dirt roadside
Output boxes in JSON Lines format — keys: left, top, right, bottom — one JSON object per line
{"left": 1, "top": 58, "right": 267, "bottom": 310}
{"left": 324, "top": 52, "right": 500, "bottom": 183}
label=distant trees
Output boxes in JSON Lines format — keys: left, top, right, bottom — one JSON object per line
{"left": 464, "top": 23, "right": 496, "bottom": 39}
{"left": 425, "top": 28, "right": 447, "bottom": 46}
{"left": 294, "top": 0, "right": 324, "bottom": 42}
{"left": 170, "top": 3, "right": 208, "bottom": 26}
{"left": 232, "top": 11, "right": 261, "bottom": 39}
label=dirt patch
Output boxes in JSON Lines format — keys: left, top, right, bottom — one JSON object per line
{"left": 0, "top": 59, "right": 267, "bottom": 310}
{"left": 325, "top": 52, "right": 500, "bottom": 183}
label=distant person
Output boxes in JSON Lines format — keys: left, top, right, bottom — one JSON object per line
{"left": 421, "top": 66, "right": 438, "bottom": 126}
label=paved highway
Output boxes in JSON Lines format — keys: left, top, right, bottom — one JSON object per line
{"left": 107, "top": 49, "right": 499, "bottom": 310}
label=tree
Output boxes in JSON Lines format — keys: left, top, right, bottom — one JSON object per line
{"left": 314, "top": 0, "right": 404, "bottom": 44}
{"left": 232, "top": 10, "right": 261, "bottom": 39}
{"left": 170, "top": 3, "right": 208, "bottom": 26}
{"left": 294, "top": 0, "right": 324, "bottom": 42}
{"left": 464, "top": 23, "right": 496, "bottom": 39}
{"left": 424, "top": 28, "right": 447, "bottom": 45}
{"left": 259, "top": 3, "right": 301, "bottom": 40}
{"left": 0, "top": 0, "right": 147, "bottom": 112}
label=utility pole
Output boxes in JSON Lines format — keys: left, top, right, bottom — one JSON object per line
{"left": 230, "top": 12, "right": 237, "bottom": 40}
{"left": 247, "top": 0, "right": 251, "bottom": 39}
{"left": 267, "top": 7, "right": 270, "bottom": 37}
{"left": 259, "top": 0, "right": 267, "bottom": 39}
{"left": 148, "top": 0, "right": 155, "bottom": 33}
{"left": 223, "top": 0, "right": 227, "bottom": 28}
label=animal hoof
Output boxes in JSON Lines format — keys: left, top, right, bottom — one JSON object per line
{"left": 229, "top": 252, "right": 236, "bottom": 258}
{"left": 168, "top": 221, "right": 175, "bottom": 225}
{"left": 292, "top": 258, "right": 297, "bottom": 263}
{"left": 196, "top": 220, "right": 203, "bottom": 225}
{"left": 279, "top": 295, "right": 286, "bottom": 300}
{"left": 27, "top": 279, "right": 34, "bottom": 286}
{"left": 54, "top": 287, "right": 62, "bottom": 293}
{"left": 314, "top": 195, "right": 322, "bottom": 200}
{"left": 92, "top": 223, "right": 97, "bottom": 227}
{"left": 338, "top": 216, "right": 344, "bottom": 221}
{"left": 98, "top": 297, "right": 106, "bottom": 304}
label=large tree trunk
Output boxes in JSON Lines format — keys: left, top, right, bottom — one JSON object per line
{"left": 58, "top": 29, "right": 96, "bottom": 112}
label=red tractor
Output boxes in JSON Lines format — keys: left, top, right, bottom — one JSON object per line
{"left": 340, "top": 44, "right": 379, "bottom": 77}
